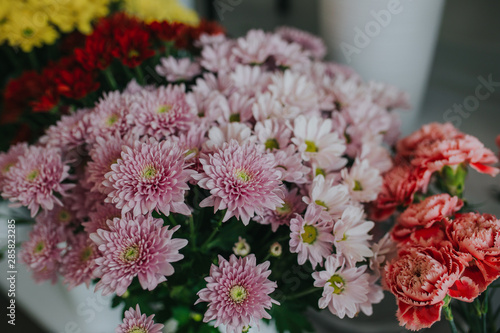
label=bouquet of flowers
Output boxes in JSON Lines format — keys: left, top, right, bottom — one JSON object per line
{"left": 1, "top": 9, "right": 500, "bottom": 333}
{"left": 370, "top": 123, "right": 500, "bottom": 332}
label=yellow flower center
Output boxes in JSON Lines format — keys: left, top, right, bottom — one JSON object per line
{"left": 128, "top": 49, "right": 140, "bottom": 58}
{"left": 327, "top": 274, "right": 345, "bottom": 294}
{"left": 353, "top": 180, "right": 363, "bottom": 191}
{"left": 58, "top": 209, "right": 72, "bottom": 224}
{"left": 235, "top": 169, "right": 251, "bottom": 182}
{"left": 157, "top": 104, "right": 172, "bottom": 114}
{"left": 229, "top": 113, "right": 240, "bottom": 122}
{"left": 314, "top": 200, "right": 329, "bottom": 211}
{"left": 265, "top": 138, "right": 280, "bottom": 150}
{"left": 305, "top": 140, "right": 318, "bottom": 153}
{"left": 142, "top": 166, "right": 157, "bottom": 179}
{"left": 301, "top": 225, "right": 317, "bottom": 244}
{"left": 276, "top": 202, "right": 292, "bottom": 215}
{"left": 122, "top": 245, "right": 140, "bottom": 262}
{"left": 34, "top": 241, "right": 45, "bottom": 254}
{"left": 128, "top": 327, "right": 147, "bottom": 333}
{"left": 2, "top": 162, "right": 14, "bottom": 174}
{"left": 26, "top": 169, "right": 39, "bottom": 181}
{"left": 315, "top": 168, "right": 326, "bottom": 177}
{"left": 106, "top": 114, "right": 119, "bottom": 126}
{"left": 229, "top": 285, "right": 248, "bottom": 304}
{"left": 80, "top": 247, "right": 93, "bottom": 262}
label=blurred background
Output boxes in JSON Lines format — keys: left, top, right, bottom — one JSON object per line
{"left": 1, "top": 0, "right": 499, "bottom": 332}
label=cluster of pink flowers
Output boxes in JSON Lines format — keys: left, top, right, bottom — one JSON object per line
{"left": 0, "top": 26, "right": 415, "bottom": 332}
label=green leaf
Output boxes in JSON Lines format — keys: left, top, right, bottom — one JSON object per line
{"left": 272, "top": 302, "right": 314, "bottom": 333}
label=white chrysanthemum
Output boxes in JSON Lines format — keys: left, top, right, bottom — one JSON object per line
{"left": 292, "top": 115, "right": 346, "bottom": 170}
{"left": 312, "top": 254, "right": 372, "bottom": 319}
{"left": 341, "top": 159, "right": 382, "bottom": 202}
{"left": 268, "top": 70, "right": 320, "bottom": 116}
{"left": 303, "top": 175, "right": 350, "bottom": 219}
{"left": 333, "top": 205, "right": 374, "bottom": 265}
{"left": 251, "top": 92, "right": 285, "bottom": 121}
{"left": 230, "top": 64, "right": 269, "bottom": 96}
{"left": 203, "top": 123, "right": 256, "bottom": 152}
{"left": 254, "top": 119, "right": 291, "bottom": 151}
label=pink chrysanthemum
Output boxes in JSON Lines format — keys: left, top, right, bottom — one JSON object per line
{"left": 87, "top": 133, "right": 137, "bottom": 194}
{"left": 194, "top": 140, "right": 284, "bottom": 225}
{"left": 2, "top": 146, "right": 73, "bottom": 217}
{"left": 203, "top": 123, "right": 256, "bottom": 152}
{"left": 254, "top": 187, "right": 306, "bottom": 232}
{"left": 20, "top": 221, "right": 62, "bottom": 283}
{"left": 0, "top": 142, "right": 28, "bottom": 188}
{"left": 156, "top": 56, "right": 201, "bottom": 82}
{"left": 86, "top": 91, "right": 135, "bottom": 144}
{"left": 82, "top": 203, "right": 122, "bottom": 234}
{"left": 61, "top": 232, "right": 100, "bottom": 289}
{"left": 312, "top": 254, "right": 372, "bottom": 319}
{"left": 196, "top": 254, "right": 279, "bottom": 333}
{"left": 116, "top": 304, "right": 164, "bottom": 333}
{"left": 103, "top": 139, "right": 196, "bottom": 217}
{"left": 90, "top": 215, "right": 188, "bottom": 296}
{"left": 40, "top": 202, "right": 78, "bottom": 241}
{"left": 128, "top": 85, "right": 195, "bottom": 140}
{"left": 39, "top": 108, "right": 90, "bottom": 150}
{"left": 289, "top": 204, "right": 334, "bottom": 268}
{"left": 275, "top": 26, "right": 327, "bottom": 59}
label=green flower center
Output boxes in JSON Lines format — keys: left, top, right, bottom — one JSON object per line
{"left": 305, "top": 140, "right": 318, "bottom": 153}
{"left": 157, "top": 104, "right": 171, "bottom": 114}
{"left": 142, "top": 166, "right": 157, "bottom": 179}
{"left": 106, "top": 114, "right": 119, "bottom": 126}
{"left": 2, "top": 162, "right": 14, "bottom": 174}
{"left": 315, "top": 168, "right": 326, "bottom": 177}
{"left": 122, "top": 245, "right": 140, "bottom": 262}
{"left": 128, "top": 49, "right": 140, "bottom": 58}
{"left": 327, "top": 274, "right": 345, "bottom": 294}
{"left": 353, "top": 180, "right": 363, "bottom": 191}
{"left": 128, "top": 327, "right": 147, "bottom": 333}
{"left": 276, "top": 202, "right": 292, "bottom": 215}
{"left": 229, "top": 113, "right": 240, "bottom": 122}
{"left": 265, "top": 138, "right": 280, "bottom": 150}
{"left": 26, "top": 169, "right": 39, "bottom": 181}
{"left": 229, "top": 285, "right": 248, "bottom": 304}
{"left": 58, "top": 210, "right": 72, "bottom": 223}
{"left": 34, "top": 241, "right": 45, "bottom": 254}
{"left": 301, "top": 225, "right": 317, "bottom": 244}
{"left": 80, "top": 247, "right": 93, "bottom": 262}
{"left": 314, "top": 200, "right": 329, "bottom": 211}
{"left": 22, "top": 28, "right": 34, "bottom": 37}
{"left": 235, "top": 169, "right": 251, "bottom": 182}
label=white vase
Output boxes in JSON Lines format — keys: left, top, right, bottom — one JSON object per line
{"left": 319, "top": 0, "right": 446, "bottom": 135}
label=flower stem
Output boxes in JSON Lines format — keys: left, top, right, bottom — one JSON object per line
{"left": 134, "top": 66, "right": 145, "bottom": 85}
{"left": 168, "top": 214, "right": 177, "bottom": 226}
{"left": 103, "top": 67, "right": 118, "bottom": 90}
{"left": 288, "top": 287, "right": 319, "bottom": 300}
{"left": 443, "top": 304, "right": 459, "bottom": 333}
{"left": 201, "top": 216, "right": 224, "bottom": 251}
{"left": 27, "top": 51, "right": 39, "bottom": 71}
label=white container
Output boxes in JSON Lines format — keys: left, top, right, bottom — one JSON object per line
{"left": 319, "top": 0, "right": 446, "bottom": 134}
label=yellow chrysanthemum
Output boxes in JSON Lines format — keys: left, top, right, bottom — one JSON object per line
{"left": 0, "top": 0, "right": 111, "bottom": 52}
{"left": 123, "top": 0, "right": 199, "bottom": 26}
